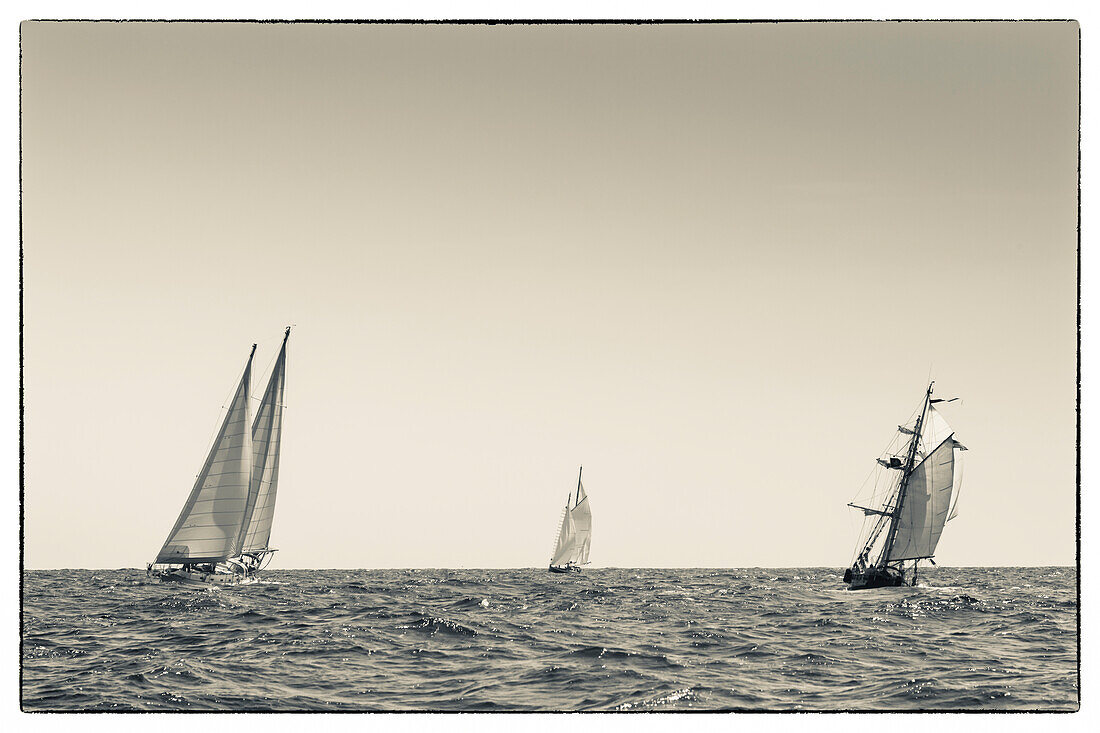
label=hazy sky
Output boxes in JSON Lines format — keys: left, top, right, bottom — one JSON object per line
{"left": 22, "top": 21, "right": 1077, "bottom": 568}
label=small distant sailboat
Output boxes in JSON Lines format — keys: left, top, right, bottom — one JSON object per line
{"left": 843, "top": 381, "right": 966, "bottom": 590}
{"left": 548, "top": 467, "right": 592, "bottom": 574}
{"left": 147, "top": 327, "right": 290, "bottom": 586}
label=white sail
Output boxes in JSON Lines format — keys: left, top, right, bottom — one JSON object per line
{"left": 570, "top": 483, "right": 592, "bottom": 565}
{"left": 240, "top": 330, "right": 289, "bottom": 553}
{"left": 157, "top": 349, "right": 255, "bottom": 564}
{"left": 918, "top": 405, "right": 953, "bottom": 457}
{"left": 948, "top": 438, "right": 965, "bottom": 521}
{"left": 550, "top": 502, "right": 577, "bottom": 566}
{"left": 888, "top": 435, "right": 955, "bottom": 561}
{"left": 549, "top": 506, "right": 566, "bottom": 558}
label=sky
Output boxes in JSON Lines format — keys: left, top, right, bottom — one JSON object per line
{"left": 21, "top": 20, "right": 1078, "bottom": 568}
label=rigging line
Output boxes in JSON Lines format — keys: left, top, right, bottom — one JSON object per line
{"left": 853, "top": 395, "right": 923, "bottom": 506}
{"left": 854, "top": 442, "right": 893, "bottom": 500}
{"left": 851, "top": 398, "right": 923, "bottom": 502}
{"left": 847, "top": 502, "right": 870, "bottom": 563}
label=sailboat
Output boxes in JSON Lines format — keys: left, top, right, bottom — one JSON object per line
{"left": 548, "top": 467, "right": 592, "bottom": 573}
{"left": 843, "top": 381, "right": 966, "bottom": 590}
{"left": 147, "top": 327, "right": 290, "bottom": 586}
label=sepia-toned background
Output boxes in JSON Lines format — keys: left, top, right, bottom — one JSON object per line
{"left": 20, "top": 21, "right": 1078, "bottom": 569}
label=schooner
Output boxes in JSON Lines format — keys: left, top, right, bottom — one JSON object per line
{"left": 548, "top": 467, "right": 592, "bottom": 573}
{"left": 843, "top": 381, "right": 966, "bottom": 590}
{"left": 147, "top": 327, "right": 290, "bottom": 586}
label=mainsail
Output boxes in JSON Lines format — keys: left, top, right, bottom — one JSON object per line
{"left": 887, "top": 434, "right": 956, "bottom": 561}
{"left": 157, "top": 347, "right": 256, "bottom": 564}
{"left": 571, "top": 483, "right": 592, "bottom": 565}
{"left": 240, "top": 327, "right": 290, "bottom": 553}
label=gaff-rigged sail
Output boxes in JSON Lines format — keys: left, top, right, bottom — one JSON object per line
{"left": 156, "top": 347, "right": 256, "bottom": 564}
{"left": 570, "top": 483, "right": 592, "bottom": 565}
{"left": 887, "top": 435, "right": 956, "bottom": 561}
{"left": 240, "top": 328, "right": 289, "bottom": 554}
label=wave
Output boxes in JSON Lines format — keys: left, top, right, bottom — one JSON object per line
{"left": 21, "top": 567, "right": 1078, "bottom": 712}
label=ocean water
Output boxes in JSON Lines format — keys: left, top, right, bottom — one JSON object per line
{"left": 22, "top": 567, "right": 1077, "bottom": 712}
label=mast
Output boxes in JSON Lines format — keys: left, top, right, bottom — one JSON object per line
{"left": 575, "top": 466, "right": 583, "bottom": 507}
{"left": 877, "top": 381, "right": 934, "bottom": 568}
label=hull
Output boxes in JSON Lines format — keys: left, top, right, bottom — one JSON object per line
{"left": 846, "top": 565, "right": 904, "bottom": 590}
{"left": 548, "top": 564, "right": 581, "bottom": 574}
{"left": 149, "top": 567, "right": 259, "bottom": 587}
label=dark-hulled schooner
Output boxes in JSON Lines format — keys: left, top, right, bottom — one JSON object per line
{"left": 843, "top": 382, "right": 966, "bottom": 590}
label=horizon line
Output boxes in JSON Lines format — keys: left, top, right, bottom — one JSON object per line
{"left": 22, "top": 564, "right": 1078, "bottom": 571}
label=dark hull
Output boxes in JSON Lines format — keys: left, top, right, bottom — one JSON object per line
{"left": 845, "top": 566, "right": 904, "bottom": 590}
{"left": 548, "top": 564, "right": 581, "bottom": 574}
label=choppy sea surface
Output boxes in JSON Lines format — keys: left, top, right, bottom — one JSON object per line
{"left": 22, "top": 567, "right": 1077, "bottom": 712}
